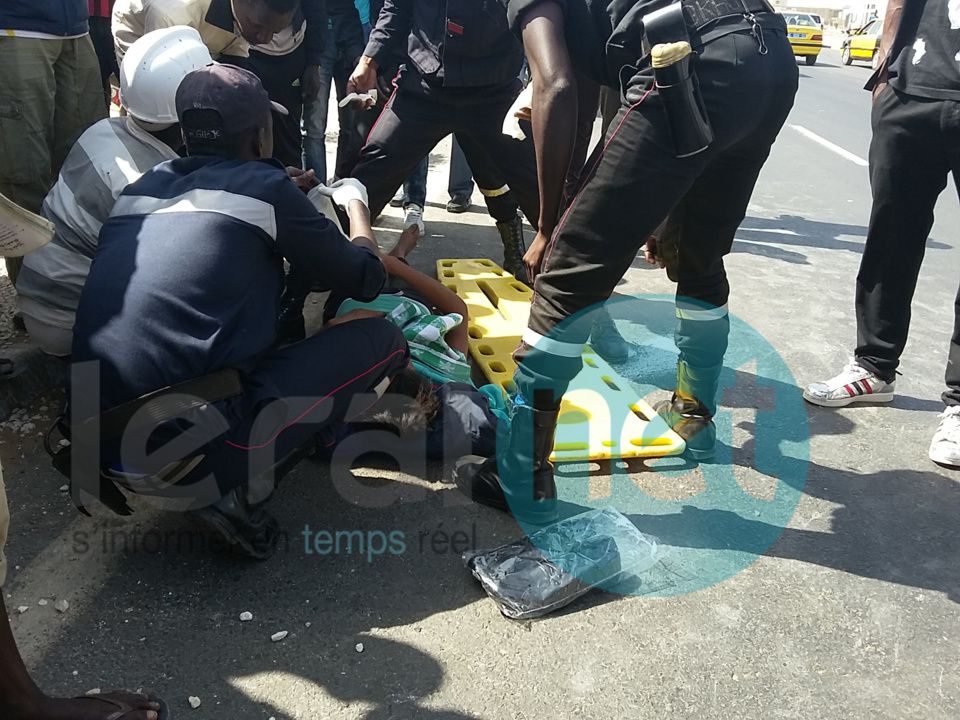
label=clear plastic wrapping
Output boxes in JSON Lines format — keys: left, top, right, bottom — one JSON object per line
{"left": 465, "top": 508, "right": 660, "bottom": 620}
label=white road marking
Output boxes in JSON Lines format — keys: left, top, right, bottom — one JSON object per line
{"left": 790, "top": 124, "right": 869, "bottom": 167}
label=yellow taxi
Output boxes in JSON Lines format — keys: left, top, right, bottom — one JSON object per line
{"left": 841, "top": 19, "right": 883, "bottom": 69}
{"left": 781, "top": 13, "right": 823, "bottom": 65}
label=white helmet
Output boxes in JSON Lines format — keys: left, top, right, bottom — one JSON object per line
{"left": 119, "top": 26, "right": 213, "bottom": 126}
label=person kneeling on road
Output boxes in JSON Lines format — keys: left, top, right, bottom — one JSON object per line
{"left": 16, "top": 27, "right": 214, "bottom": 357}
{"left": 65, "top": 64, "right": 409, "bottom": 559}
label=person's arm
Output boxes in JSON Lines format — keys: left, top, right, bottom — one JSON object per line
{"left": 348, "top": 0, "right": 413, "bottom": 94}
{"left": 346, "top": 199, "right": 378, "bottom": 255}
{"left": 380, "top": 255, "right": 470, "bottom": 354}
{"left": 871, "top": 0, "right": 903, "bottom": 100}
{"left": 276, "top": 179, "right": 386, "bottom": 301}
{"left": 516, "top": 2, "right": 581, "bottom": 281}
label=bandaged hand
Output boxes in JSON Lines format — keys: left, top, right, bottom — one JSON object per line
{"left": 314, "top": 178, "right": 369, "bottom": 211}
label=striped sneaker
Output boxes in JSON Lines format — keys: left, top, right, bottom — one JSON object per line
{"left": 803, "top": 358, "right": 895, "bottom": 407}
{"left": 929, "top": 406, "right": 960, "bottom": 467}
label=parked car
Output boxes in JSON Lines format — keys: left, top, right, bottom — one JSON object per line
{"left": 781, "top": 12, "right": 823, "bottom": 66}
{"left": 841, "top": 19, "right": 884, "bottom": 69}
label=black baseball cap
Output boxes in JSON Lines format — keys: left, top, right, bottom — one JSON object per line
{"left": 176, "top": 63, "right": 288, "bottom": 143}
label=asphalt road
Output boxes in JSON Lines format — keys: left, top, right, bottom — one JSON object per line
{"left": 2, "top": 47, "right": 959, "bottom": 720}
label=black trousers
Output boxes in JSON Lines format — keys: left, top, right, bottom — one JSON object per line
{"left": 350, "top": 70, "right": 540, "bottom": 224}
{"left": 855, "top": 87, "right": 960, "bottom": 405}
{"left": 247, "top": 45, "right": 306, "bottom": 169}
{"left": 88, "top": 16, "right": 119, "bottom": 106}
{"left": 101, "top": 319, "right": 410, "bottom": 508}
{"left": 515, "top": 27, "right": 798, "bottom": 401}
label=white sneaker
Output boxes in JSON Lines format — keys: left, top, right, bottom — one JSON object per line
{"left": 929, "top": 406, "right": 960, "bottom": 467}
{"left": 403, "top": 204, "right": 425, "bottom": 235}
{"left": 803, "top": 357, "right": 896, "bottom": 407}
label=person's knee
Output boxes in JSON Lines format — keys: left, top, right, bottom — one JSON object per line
{"left": 353, "top": 318, "right": 409, "bottom": 369}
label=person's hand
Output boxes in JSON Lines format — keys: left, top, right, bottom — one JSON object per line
{"left": 325, "top": 308, "right": 386, "bottom": 327}
{"left": 348, "top": 56, "right": 379, "bottom": 96}
{"left": 871, "top": 48, "right": 889, "bottom": 101}
{"left": 643, "top": 223, "right": 667, "bottom": 269}
{"left": 287, "top": 167, "right": 320, "bottom": 193}
{"left": 514, "top": 104, "right": 532, "bottom": 123}
{"left": 338, "top": 89, "right": 378, "bottom": 109}
{"left": 523, "top": 230, "right": 550, "bottom": 283}
{"left": 376, "top": 75, "right": 393, "bottom": 102}
{"left": 301, "top": 65, "right": 321, "bottom": 103}
{"left": 314, "top": 178, "right": 369, "bottom": 211}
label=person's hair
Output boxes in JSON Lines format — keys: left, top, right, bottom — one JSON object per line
{"left": 252, "top": 0, "right": 301, "bottom": 15}
{"left": 366, "top": 368, "right": 441, "bottom": 434}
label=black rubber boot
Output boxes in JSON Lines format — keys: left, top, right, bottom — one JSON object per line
{"left": 654, "top": 360, "right": 721, "bottom": 461}
{"left": 190, "top": 485, "right": 281, "bottom": 560}
{"left": 495, "top": 213, "right": 529, "bottom": 284}
{"left": 276, "top": 292, "right": 307, "bottom": 345}
{"left": 589, "top": 306, "right": 630, "bottom": 363}
{"left": 454, "top": 403, "right": 559, "bottom": 525}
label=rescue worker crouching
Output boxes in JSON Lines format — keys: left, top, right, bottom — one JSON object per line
{"left": 63, "top": 65, "right": 410, "bottom": 559}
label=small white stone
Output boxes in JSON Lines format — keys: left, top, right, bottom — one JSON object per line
{"left": 59, "top": 484, "right": 69, "bottom": 492}
{"left": 20, "top": 423, "right": 35, "bottom": 434}
{"left": 59, "top": 439, "right": 70, "bottom": 447}
{"left": 271, "top": 631, "right": 288, "bottom": 642}
{"left": 239, "top": 611, "right": 253, "bottom": 622}
{"left": 17, "top": 606, "right": 29, "bottom": 614}
{"left": 305, "top": 622, "right": 311, "bottom": 628}
{"left": 87, "top": 688, "right": 102, "bottom": 696}
{"left": 188, "top": 696, "right": 201, "bottom": 709}
{"left": 72, "top": 670, "right": 79, "bottom": 676}
{"left": 40, "top": 406, "right": 49, "bottom": 411}
{"left": 355, "top": 643, "right": 364, "bottom": 653}
{"left": 55, "top": 599, "right": 70, "bottom": 613}
{"left": 38, "top": 599, "right": 48, "bottom": 606}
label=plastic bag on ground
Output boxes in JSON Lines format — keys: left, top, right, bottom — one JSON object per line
{"left": 464, "top": 507, "right": 659, "bottom": 620}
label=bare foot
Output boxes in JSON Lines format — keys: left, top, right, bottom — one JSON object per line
{"left": 15, "top": 691, "right": 161, "bottom": 720}
{"left": 389, "top": 224, "right": 421, "bottom": 259}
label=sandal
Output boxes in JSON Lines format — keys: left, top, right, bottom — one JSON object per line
{"left": 74, "top": 692, "right": 171, "bottom": 720}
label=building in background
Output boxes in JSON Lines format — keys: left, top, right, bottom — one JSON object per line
{"left": 772, "top": 0, "right": 888, "bottom": 28}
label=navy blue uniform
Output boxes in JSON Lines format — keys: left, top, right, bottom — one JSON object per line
{"left": 349, "top": 0, "right": 541, "bottom": 226}
{"left": 70, "top": 156, "right": 409, "bottom": 506}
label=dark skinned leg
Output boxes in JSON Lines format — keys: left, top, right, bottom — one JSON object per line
{"left": 0, "top": 591, "right": 159, "bottom": 719}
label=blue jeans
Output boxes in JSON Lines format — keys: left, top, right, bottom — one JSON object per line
{"left": 400, "top": 157, "right": 428, "bottom": 208}
{"left": 448, "top": 136, "right": 474, "bottom": 199}
{"left": 302, "top": 26, "right": 339, "bottom": 181}
{"left": 397, "top": 136, "right": 474, "bottom": 208}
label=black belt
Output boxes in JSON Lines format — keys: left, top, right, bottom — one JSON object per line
{"left": 681, "top": 0, "right": 775, "bottom": 30}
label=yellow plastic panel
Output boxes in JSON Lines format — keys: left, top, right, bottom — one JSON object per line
{"left": 437, "top": 258, "right": 685, "bottom": 461}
